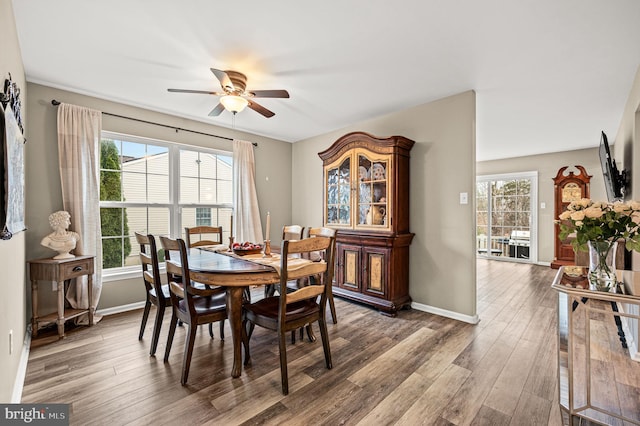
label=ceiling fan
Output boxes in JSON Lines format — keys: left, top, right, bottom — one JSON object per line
{"left": 168, "top": 68, "right": 289, "bottom": 118}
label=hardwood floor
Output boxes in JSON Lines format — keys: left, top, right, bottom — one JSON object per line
{"left": 22, "top": 260, "right": 571, "bottom": 425}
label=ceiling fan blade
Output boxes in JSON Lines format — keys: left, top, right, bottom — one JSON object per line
{"left": 208, "top": 103, "right": 226, "bottom": 117}
{"left": 168, "top": 88, "right": 225, "bottom": 95}
{"left": 211, "top": 68, "right": 234, "bottom": 92}
{"left": 247, "top": 100, "right": 275, "bottom": 118}
{"left": 249, "top": 89, "right": 290, "bottom": 98}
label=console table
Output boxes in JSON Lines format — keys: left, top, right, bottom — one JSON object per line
{"left": 551, "top": 266, "right": 640, "bottom": 425}
{"left": 28, "top": 255, "right": 95, "bottom": 338}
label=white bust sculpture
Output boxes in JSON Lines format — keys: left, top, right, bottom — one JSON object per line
{"left": 41, "top": 211, "right": 80, "bottom": 259}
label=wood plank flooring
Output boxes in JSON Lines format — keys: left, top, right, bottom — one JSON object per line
{"left": 19, "top": 260, "right": 616, "bottom": 425}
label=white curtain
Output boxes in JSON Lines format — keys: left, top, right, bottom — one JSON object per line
{"left": 57, "top": 103, "right": 102, "bottom": 320}
{"left": 233, "top": 140, "right": 263, "bottom": 243}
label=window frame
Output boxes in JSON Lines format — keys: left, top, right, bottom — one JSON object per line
{"left": 100, "top": 131, "right": 233, "bottom": 281}
{"left": 475, "top": 171, "right": 538, "bottom": 263}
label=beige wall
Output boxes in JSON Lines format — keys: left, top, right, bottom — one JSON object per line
{"left": 0, "top": 0, "right": 26, "bottom": 402}
{"left": 292, "top": 91, "right": 478, "bottom": 320}
{"left": 615, "top": 65, "right": 640, "bottom": 269}
{"left": 477, "top": 148, "right": 607, "bottom": 264}
{"left": 25, "top": 83, "right": 293, "bottom": 312}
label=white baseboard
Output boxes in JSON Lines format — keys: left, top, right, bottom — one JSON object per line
{"left": 411, "top": 301, "right": 480, "bottom": 324}
{"left": 96, "top": 301, "right": 145, "bottom": 317}
{"left": 12, "top": 326, "right": 32, "bottom": 403}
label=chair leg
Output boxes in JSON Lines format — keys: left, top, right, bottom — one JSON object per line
{"left": 219, "top": 319, "right": 225, "bottom": 340}
{"left": 149, "top": 305, "right": 165, "bottom": 356}
{"left": 164, "top": 313, "right": 178, "bottom": 362}
{"left": 318, "top": 317, "right": 332, "bottom": 370}
{"left": 242, "top": 318, "right": 251, "bottom": 366}
{"left": 247, "top": 321, "right": 255, "bottom": 340}
{"left": 278, "top": 330, "right": 289, "bottom": 395}
{"left": 305, "top": 324, "right": 316, "bottom": 342}
{"left": 139, "top": 299, "right": 151, "bottom": 340}
{"left": 181, "top": 324, "right": 197, "bottom": 385}
{"left": 328, "top": 289, "right": 337, "bottom": 324}
{"left": 291, "top": 326, "right": 309, "bottom": 344}
{"left": 208, "top": 323, "right": 214, "bottom": 339}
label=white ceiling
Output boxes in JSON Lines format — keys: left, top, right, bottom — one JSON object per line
{"left": 11, "top": 0, "right": 640, "bottom": 161}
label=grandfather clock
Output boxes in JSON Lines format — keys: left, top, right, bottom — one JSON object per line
{"left": 551, "top": 165, "right": 591, "bottom": 269}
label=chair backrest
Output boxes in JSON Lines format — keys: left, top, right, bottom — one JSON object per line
{"left": 135, "top": 232, "right": 163, "bottom": 298}
{"left": 159, "top": 235, "right": 210, "bottom": 317}
{"left": 184, "top": 226, "right": 223, "bottom": 248}
{"left": 279, "top": 233, "right": 336, "bottom": 311}
{"left": 282, "top": 225, "right": 304, "bottom": 242}
{"left": 307, "top": 227, "right": 337, "bottom": 281}
{"left": 282, "top": 225, "right": 305, "bottom": 260}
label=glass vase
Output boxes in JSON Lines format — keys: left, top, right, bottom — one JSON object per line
{"left": 587, "top": 240, "right": 618, "bottom": 292}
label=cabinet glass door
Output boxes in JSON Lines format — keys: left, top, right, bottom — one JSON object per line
{"left": 326, "top": 157, "right": 351, "bottom": 225}
{"left": 357, "top": 153, "right": 389, "bottom": 228}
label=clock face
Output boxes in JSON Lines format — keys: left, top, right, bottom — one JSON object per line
{"left": 562, "top": 182, "right": 582, "bottom": 203}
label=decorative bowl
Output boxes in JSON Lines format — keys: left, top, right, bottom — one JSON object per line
{"left": 233, "top": 245, "right": 263, "bottom": 256}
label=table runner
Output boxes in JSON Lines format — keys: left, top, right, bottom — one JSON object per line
{"left": 196, "top": 247, "right": 325, "bottom": 277}
{"left": 199, "top": 244, "right": 229, "bottom": 253}
{"left": 235, "top": 253, "right": 322, "bottom": 276}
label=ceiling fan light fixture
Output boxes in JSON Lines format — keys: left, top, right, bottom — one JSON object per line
{"left": 220, "top": 95, "right": 249, "bottom": 114}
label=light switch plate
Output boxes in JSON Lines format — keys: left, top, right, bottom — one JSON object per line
{"left": 460, "top": 192, "right": 468, "bottom": 204}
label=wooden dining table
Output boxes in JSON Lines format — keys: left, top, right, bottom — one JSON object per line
{"left": 186, "top": 248, "right": 281, "bottom": 378}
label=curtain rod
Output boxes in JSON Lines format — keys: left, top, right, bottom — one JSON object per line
{"left": 50, "top": 99, "right": 257, "bottom": 146}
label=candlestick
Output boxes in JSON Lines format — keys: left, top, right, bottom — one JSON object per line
{"left": 263, "top": 240, "right": 272, "bottom": 258}
{"left": 265, "top": 211, "right": 271, "bottom": 241}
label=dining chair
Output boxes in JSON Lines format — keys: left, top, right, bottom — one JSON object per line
{"left": 135, "top": 232, "right": 171, "bottom": 356}
{"left": 308, "top": 227, "right": 338, "bottom": 325}
{"left": 290, "top": 226, "right": 338, "bottom": 343}
{"left": 265, "top": 225, "right": 305, "bottom": 298}
{"left": 281, "top": 225, "right": 309, "bottom": 343}
{"left": 282, "top": 224, "right": 305, "bottom": 242}
{"left": 184, "top": 225, "right": 227, "bottom": 337}
{"left": 184, "top": 225, "right": 223, "bottom": 248}
{"left": 242, "top": 230, "right": 336, "bottom": 395}
{"left": 159, "top": 236, "right": 228, "bottom": 385}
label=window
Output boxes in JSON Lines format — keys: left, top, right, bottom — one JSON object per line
{"left": 476, "top": 172, "right": 537, "bottom": 262}
{"left": 99, "top": 132, "right": 233, "bottom": 273}
{"left": 195, "top": 208, "right": 211, "bottom": 226}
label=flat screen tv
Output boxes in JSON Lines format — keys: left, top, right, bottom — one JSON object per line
{"left": 598, "top": 131, "right": 624, "bottom": 201}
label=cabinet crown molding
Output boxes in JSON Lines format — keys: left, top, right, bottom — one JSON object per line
{"left": 318, "top": 131, "right": 414, "bottom": 163}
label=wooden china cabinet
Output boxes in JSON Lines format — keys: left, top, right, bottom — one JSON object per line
{"left": 318, "top": 132, "right": 414, "bottom": 316}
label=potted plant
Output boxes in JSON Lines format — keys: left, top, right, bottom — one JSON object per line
{"left": 558, "top": 199, "right": 640, "bottom": 291}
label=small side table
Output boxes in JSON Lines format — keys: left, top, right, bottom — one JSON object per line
{"left": 551, "top": 267, "right": 640, "bottom": 425}
{"left": 28, "top": 255, "right": 95, "bottom": 338}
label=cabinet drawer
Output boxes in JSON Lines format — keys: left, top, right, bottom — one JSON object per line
{"left": 60, "top": 259, "right": 94, "bottom": 280}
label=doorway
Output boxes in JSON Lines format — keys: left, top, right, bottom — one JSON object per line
{"left": 476, "top": 172, "right": 538, "bottom": 263}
